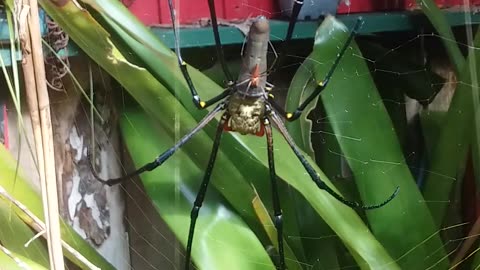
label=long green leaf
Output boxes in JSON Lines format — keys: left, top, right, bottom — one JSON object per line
{"left": 284, "top": 26, "right": 342, "bottom": 270}
{"left": 420, "top": 12, "right": 480, "bottom": 226}
{"left": 251, "top": 188, "right": 302, "bottom": 270}
{"left": 0, "top": 198, "right": 49, "bottom": 267}
{"left": 120, "top": 107, "right": 275, "bottom": 269}
{"left": 286, "top": 17, "right": 447, "bottom": 269}
{"left": 0, "top": 246, "right": 48, "bottom": 270}
{"left": 416, "top": 0, "right": 464, "bottom": 74}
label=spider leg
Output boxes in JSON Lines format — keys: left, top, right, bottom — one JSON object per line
{"left": 269, "top": 17, "right": 364, "bottom": 121}
{"left": 264, "top": 118, "right": 286, "bottom": 270}
{"left": 269, "top": 0, "right": 304, "bottom": 74}
{"left": 185, "top": 114, "right": 226, "bottom": 270}
{"left": 284, "top": 0, "right": 304, "bottom": 50}
{"left": 207, "top": 0, "right": 234, "bottom": 85}
{"left": 167, "top": 0, "right": 232, "bottom": 109}
{"left": 90, "top": 102, "right": 225, "bottom": 186}
{"left": 268, "top": 110, "right": 399, "bottom": 210}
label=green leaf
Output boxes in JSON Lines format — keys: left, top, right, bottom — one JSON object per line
{"left": 0, "top": 246, "right": 48, "bottom": 270}
{"left": 284, "top": 30, "right": 342, "bottom": 270}
{"left": 472, "top": 245, "right": 480, "bottom": 269}
{"left": 286, "top": 16, "right": 447, "bottom": 269}
{"left": 419, "top": 9, "right": 480, "bottom": 226}
{"left": 251, "top": 188, "right": 302, "bottom": 270}
{"left": 120, "top": 107, "right": 275, "bottom": 269}
{"left": 285, "top": 53, "right": 319, "bottom": 157}
{"left": 0, "top": 200, "right": 49, "bottom": 267}
{"left": 416, "top": 0, "right": 464, "bottom": 74}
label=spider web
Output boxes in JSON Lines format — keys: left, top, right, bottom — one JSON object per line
{"left": 109, "top": 2, "right": 480, "bottom": 270}
{"left": 91, "top": 2, "right": 480, "bottom": 270}
{"left": 3, "top": 1, "right": 480, "bottom": 270}
{"left": 271, "top": 8, "right": 478, "bottom": 270}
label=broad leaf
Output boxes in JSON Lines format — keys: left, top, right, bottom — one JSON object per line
{"left": 286, "top": 17, "right": 447, "bottom": 269}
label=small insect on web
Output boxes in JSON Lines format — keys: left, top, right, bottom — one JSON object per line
{"left": 90, "top": 0, "right": 400, "bottom": 269}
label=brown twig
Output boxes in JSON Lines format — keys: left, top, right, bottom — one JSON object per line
{"left": 19, "top": 0, "right": 64, "bottom": 268}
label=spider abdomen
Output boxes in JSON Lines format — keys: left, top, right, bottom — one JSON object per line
{"left": 237, "top": 16, "right": 269, "bottom": 97}
{"left": 225, "top": 94, "right": 265, "bottom": 136}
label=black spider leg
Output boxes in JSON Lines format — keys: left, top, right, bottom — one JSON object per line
{"left": 207, "top": 0, "right": 234, "bottom": 85}
{"left": 185, "top": 114, "right": 226, "bottom": 270}
{"left": 268, "top": 110, "right": 399, "bottom": 210}
{"left": 269, "top": 17, "right": 364, "bottom": 121}
{"left": 90, "top": 103, "right": 225, "bottom": 186}
{"left": 167, "top": 0, "right": 231, "bottom": 109}
{"left": 264, "top": 118, "right": 286, "bottom": 270}
{"left": 269, "top": 0, "right": 304, "bottom": 74}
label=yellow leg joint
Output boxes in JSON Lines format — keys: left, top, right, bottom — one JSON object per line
{"left": 286, "top": 113, "right": 293, "bottom": 119}
{"left": 199, "top": 101, "right": 206, "bottom": 108}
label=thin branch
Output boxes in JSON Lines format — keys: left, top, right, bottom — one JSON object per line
{"left": 22, "top": 0, "right": 64, "bottom": 268}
